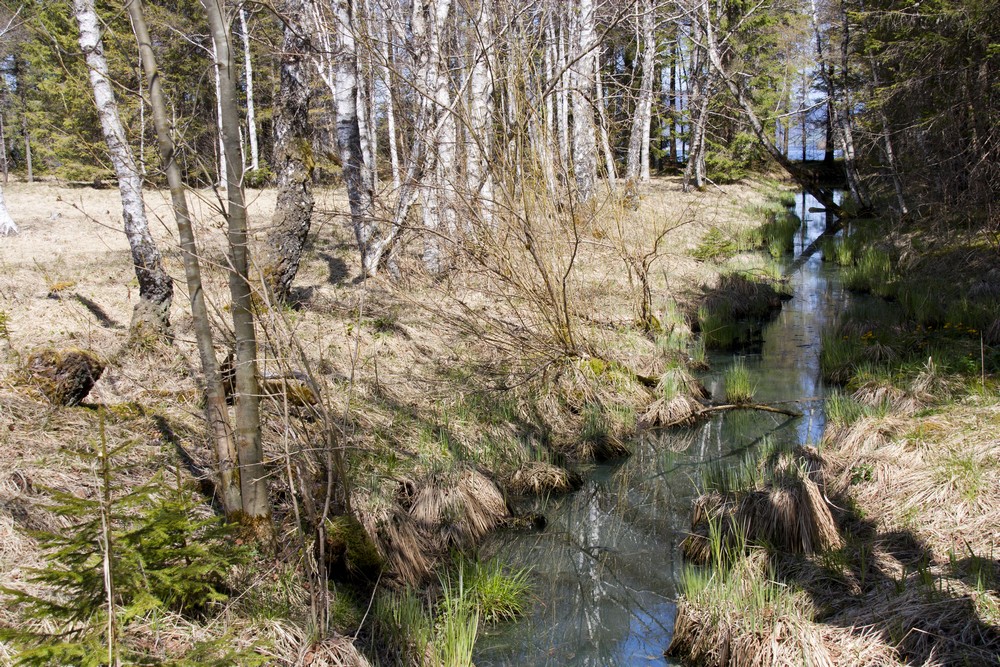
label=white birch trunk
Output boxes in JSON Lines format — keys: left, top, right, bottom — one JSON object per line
{"left": 467, "top": 0, "right": 494, "bottom": 226}
{"left": 380, "top": 10, "right": 400, "bottom": 191}
{"left": 0, "top": 184, "right": 15, "bottom": 236}
{"left": 556, "top": 6, "right": 570, "bottom": 169}
{"left": 626, "top": 0, "right": 656, "bottom": 182}
{"left": 330, "top": 0, "right": 378, "bottom": 273}
{"left": 356, "top": 11, "right": 376, "bottom": 193}
{"left": 239, "top": 8, "right": 259, "bottom": 171}
{"left": 417, "top": 0, "right": 454, "bottom": 272}
{"left": 75, "top": 0, "right": 172, "bottom": 329}
{"left": 570, "top": 0, "right": 597, "bottom": 203}
{"left": 213, "top": 41, "right": 226, "bottom": 188}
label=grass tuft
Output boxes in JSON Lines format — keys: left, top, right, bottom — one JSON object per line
{"left": 724, "top": 358, "right": 756, "bottom": 404}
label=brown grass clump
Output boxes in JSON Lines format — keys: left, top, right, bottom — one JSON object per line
{"left": 507, "top": 461, "right": 581, "bottom": 495}
{"left": 822, "top": 414, "right": 906, "bottom": 457}
{"left": 564, "top": 433, "right": 632, "bottom": 463}
{"left": 683, "top": 451, "right": 843, "bottom": 565}
{"left": 354, "top": 490, "right": 433, "bottom": 586}
{"left": 299, "top": 635, "right": 371, "bottom": 667}
{"left": 639, "top": 394, "right": 704, "bottom": 428}
{"left": 668, "top": 551, "right": 899, "bottom": 667}
{"left": 409, "top": 465, "right": 508, "bottom": 553}
{"left": 20, "top": 347, "right": 105, "bottom": 405}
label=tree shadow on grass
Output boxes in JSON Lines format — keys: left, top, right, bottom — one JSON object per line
{"left": 771, "top": 495, "right": 1000, "bottom": 665}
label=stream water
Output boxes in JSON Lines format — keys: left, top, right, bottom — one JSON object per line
{"left": 474, "top": 192, "right": 848, "bottom": 666}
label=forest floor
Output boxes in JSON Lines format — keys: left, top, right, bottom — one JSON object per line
{"left": 0, "top": 175, "right": 791, "bottom": 664}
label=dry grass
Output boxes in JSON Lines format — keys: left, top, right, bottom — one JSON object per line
{"left": 409, "top": 465, "right": 508, "bottom": 552}
{"left": 827, "top": 401, "right": 1000, "bottom": 558}
{"left": 669, "top": 551, "right": 899, "bottom": 667}
{"left": 507, "top": 461, "right": 581, "bottom": 495}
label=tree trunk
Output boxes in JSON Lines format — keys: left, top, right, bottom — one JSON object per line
{"left": 212, "top": 41, "right": 226, "bottom": 189}
{"left": 203, "top": 0, "right": 273, "bottom": 542}
{"left": 626, "top": 0, "right": 655, "bottom": 183}
{"left": 570, "top": 0, "right": 597, "bottom": 203}
{"left": 466, "top": 0, "right": 494, "bottom": 226}
{"left": 556, "top": 5, "right": 570, "bottom": 170}
{"left": 668, "top": 41, "right": 677, "bottom": 167}
{"left": 330, "top": 0, "right": 378, "bottom": 274}
{"left": 0, "top": 184, "right": 15, "bottom": 236}
{"left": 380, "top": 9, "right": 400, "bottom": 191}
{"left": 0, "top": 109, "right": 7, "bottom": 183}
{"left": 683, "top": 27, "right": 708, "bottom": 191}
{"left": 74, "top": 0, "right": 173, "bottom": 334}
{"left": 15, "top": 57, "right": 31, "bottom": 183}
{"left": 264, "top": 0, "right": 315, "bottom": 303}
{"left": 594, "top": 48, "right": 617, "bottom": 188}
{"left": 126, "top": 0, "right": 242, "bottom": 518}
{"left": 239, "top": 8, "right": 259, "bottom": 172}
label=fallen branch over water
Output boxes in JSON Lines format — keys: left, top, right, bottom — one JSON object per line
{"left": 652, "top": 401, "right": 803, "bottom": 428}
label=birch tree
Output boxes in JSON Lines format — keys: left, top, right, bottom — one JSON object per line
{"left": 570, "top": 0, "right": 598, "bottom": 203}
{"left": 0, "top": 185, "right": 15, "bottom": 236}
{"left": 328, "top": 0, "right": 377, "bottom": 273}
{"left": 74, "top": 0, "right": 173, "bottom": 332}
{"left": 465, "top": 0, "right": 495, "bottom": 226}
{"left": 264, "top": 0, "right": 315, "bottom": 302}
{"left": 126, "top": 0, "right": 243, "bottom": 519}
{"left": 238, "top": 8, "right": 259, "bottom": 172}
{"left": 626, "top": 0, "right": 656, "bottom": 183}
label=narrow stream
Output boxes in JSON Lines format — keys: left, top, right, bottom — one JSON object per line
{"left": 474, "top": 192, "right": 848, "bottom": 666}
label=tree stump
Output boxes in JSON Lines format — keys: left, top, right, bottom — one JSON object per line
{"left": 24, "top": 348, "right": 105, "bottom": 406}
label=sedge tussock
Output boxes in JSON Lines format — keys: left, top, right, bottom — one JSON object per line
{"left": 507, "top": 461, "right": 581, "bottom": 495}
{"left": 297, "top": 635, "right": 372, "bottom": 667}
{"left": 409, "top": 465, "right": 508, "bottom": 553}
{"left": 668, "top": 551, "right": 898, "bottom": 667}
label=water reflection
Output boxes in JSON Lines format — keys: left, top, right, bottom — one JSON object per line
{"left": 475, "top": 193, "right": 846, "bottom": 666}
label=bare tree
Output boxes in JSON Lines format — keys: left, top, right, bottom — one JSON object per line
{"left": 264, "top": 0, "right": 315, "bottom": 302}
{"left": 126, "top": 0, "right": 243, "bottom": 518}
{"left": 74, "top": 0, "right": 173, "bottom": 333}
{"left": 203, "top": 0, "right": 273, "bottom": 542}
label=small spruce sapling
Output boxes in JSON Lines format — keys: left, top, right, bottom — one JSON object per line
{"left": 0, "top": 410, "right": 257, "bottom": 666}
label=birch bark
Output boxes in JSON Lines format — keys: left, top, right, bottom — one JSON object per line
{"left": 466, "top": 0, "right": 494, "bottom": 226}
{"left": 626, "top": 0, "right": 656, "bottom": 183}
{"left": 0, "top": 185, "right": 15, "bottom": 236}
{"left": 74, "top": 0, "right": 173, "bottom": 332}
{"left": 239, "top": 8, "right": 259, "bottom": 171}
{"left": 570, "top": 0, "right": 597, "bottom": 203}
